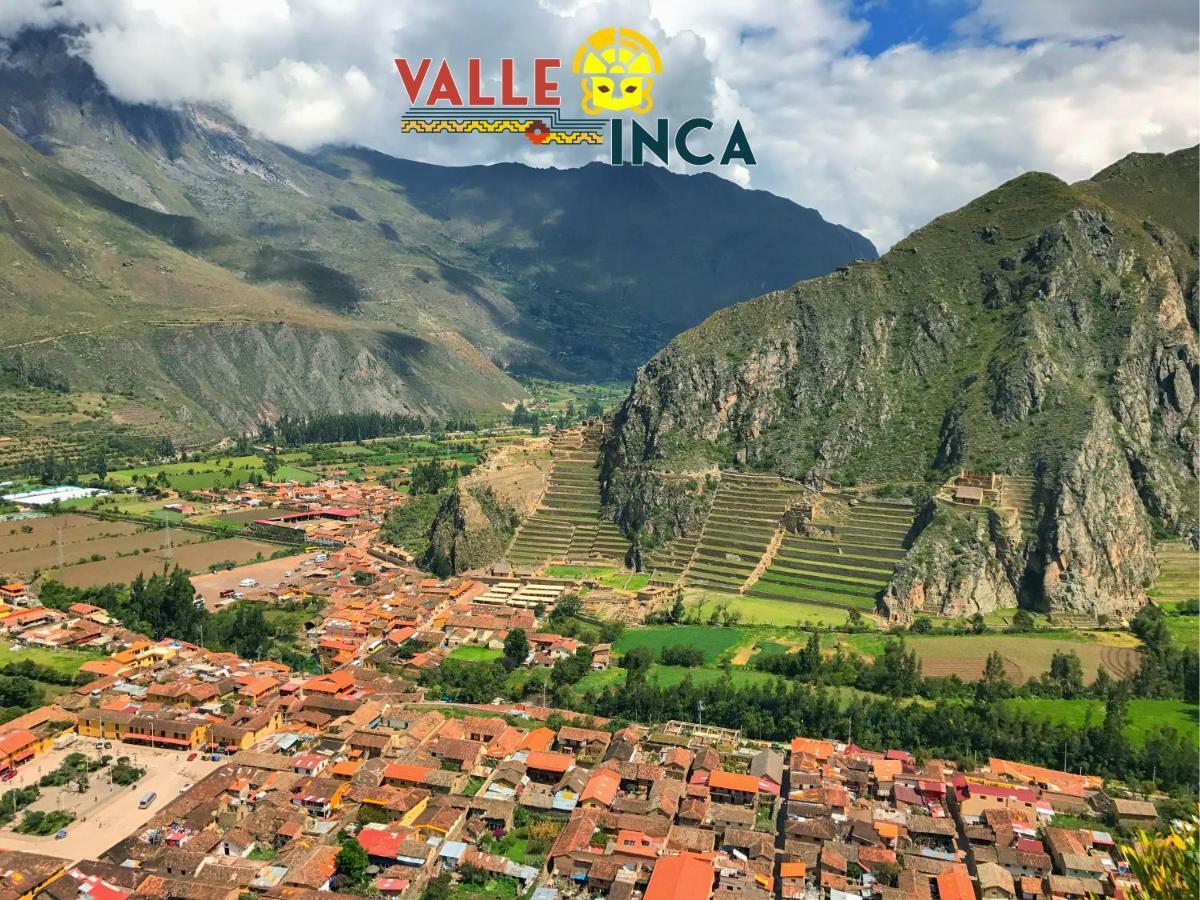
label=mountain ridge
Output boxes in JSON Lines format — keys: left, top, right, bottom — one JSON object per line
{"left": 601, "top": 145, "right": 1199, "bottom": 619}
{"left": 0, "top": 26, "right": 875, "bottom": 425}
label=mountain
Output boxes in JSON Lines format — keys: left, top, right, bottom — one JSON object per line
{"left": 602, "top": 146, "right": 1199, "bottom": 619}
{"left": 0, "top": 28, "right": 874, "bottom": 436}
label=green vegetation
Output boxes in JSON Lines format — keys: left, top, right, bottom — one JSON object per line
{"left": 106, "top": 455, "right": 318, "bottom": 492}
{"left": 15, "top": 809, "right": 74, "bottom": 836}
{"left": 693, "top": 593, "right": 861, "bottom": 628}
{"left": 1004, "top": 698, "right": 1198, "bottom": 748}
{"left": 448, "top": 646, "right": 503, "bottom": 662}
{"left": 614, "top": 625, "right": 745, "bottom": 665}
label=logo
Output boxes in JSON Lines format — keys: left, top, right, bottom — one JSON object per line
{"left": 395, "top": 28, "right": 753, "bottom": 167}
{"left": 573, "top": 27, "right": 661, "bottom": 115}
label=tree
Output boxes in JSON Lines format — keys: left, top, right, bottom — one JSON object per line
{"left": 1010, "top": 609, "right": 1035, "bottom": 632}
{"left": 969, "top": 612, "right": 987, "bottom": 634}
{"left": 263, "top": 453, "right": 280, "bottom": 479}
{"left": 1045, "top": 650, "right": 1085, "bottom": 699}
{"left": 976, "top": 651, "right": 1011, "bottom": 702}
{"left": 799, "top": 631, "right": 822, "bottom": 677}
{"left": 1122, "top": 818, "right": 1199, "bottom": 900}
{"left": 909, "top": 616, "right": 933, "bottom": 634}
{"left": 621, "top": 646, "right": 656, "bottom": 679}
{"left": 335, "top": 837, "right": 368, "bottom": 887}
{"left": 503, "top": 628, "right": 529, "bottom": 664}
{"left": 421, "top": 874, "right": 453, "bottom": 900}
{"left": 585, "top": 398, "right": 603, "bottom": 418}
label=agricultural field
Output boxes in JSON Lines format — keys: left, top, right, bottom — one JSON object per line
{"left": 106, "top": 456, "right": 317, "bottom": 492}
{"left": 1004, "top": 698, "right": 1198, "bottom": 747}
{"left": 691, "top": 592, "right": 870, "bottom": 628}
{"left": 0, "top": 513, "right": 206, "bottom": 578}
{"left": 613, "top": 625, "right": 746, "bottom": 664}
{"left": 835, "top": 632, "right": 1140, "bottom": 683}
{"left": 46, "top": 537, "right": 282, "bottom": 588}
{"left": 1149, "top": 541, "right": 1199, "bottom": 605}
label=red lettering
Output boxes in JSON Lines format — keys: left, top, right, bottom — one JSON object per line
{"left": 426, "top": 60, "right": 463, "bottom": 106}
{"left": 534, "top": 58, "right": 560, "bottom": 105}
{"left": 500, "top": 58, "right": 527, "bottom": 105}
{"left": 467, "top": 58, "right": 495, "bottom": 105}
{"left": 393, "top": 58, "right": 431, "bottom": 104}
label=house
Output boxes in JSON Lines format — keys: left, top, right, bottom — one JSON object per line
{"left": 707, "top": 770, "right": 761, "bottom": 807}
{"left": 524, "top": 751, "right": 574, "bottom": 784}
{"left": 749, "top": 748, "right": 784, "bottom": 794}
{"left": 290, "top": 752, "right": 331, "bottom": 777}
{"left": 556, "top": 726, "right": 611, "bottom": 757}
{"left": 978, "top": 861, "right": 1016, "bottom": 899}
{"left": 1106, "top": 796, "right": 1159, "bottom": 829}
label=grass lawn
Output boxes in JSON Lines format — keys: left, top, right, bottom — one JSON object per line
{"left": 614, "top": 625, "right": 746, "bottom": 664}
{"left": 543, "top": 565, "right": 615, "bottom": 580}
{"left": 691, "top": 591, "right": 870, "bottom": 628}
{"left": 573, "top": 667, "right": 625, "bottom": 694}
{"left": 647, "top": 664, "right": 781, "bottom": 690}
{"left": 448, "top": 646, "right": 503, "bottom": 662}
{"left": 0, "top": 646, "right": 105, "bottom": 677}
{"left": 1004, "top": 698, "right": 1199, "bottom": 747}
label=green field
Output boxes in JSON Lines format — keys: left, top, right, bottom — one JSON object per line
{"left": 1162, "top": 613, "right": 1198, "bottom": 651}
{"left": 0, "top": 646, "right": 105, "bottom": 677}
{"left": 614, "top": 625, "right": 746, "bottom": 663}
{"left": 692, "top": 592, "right": 865, "bottom": 628}
{"left": 1004, "top": 698, "right": 1199, "bottom": 747}
{"left": 448, "top": 646, "right": 503, "bottom": 662}
{"left": 107, "top": 456, "right": 318, "bottom": 491}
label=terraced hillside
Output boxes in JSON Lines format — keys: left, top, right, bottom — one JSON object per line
{"left": 995, "top": 474, "right": 1037, "bottom": 538}
{"left": 1150, "top": 541, "right": 1200, "bottom": 605}
{"left": 747, "top": 497, "right": 915, "bottom": 611}
{"left": 505, "top": 426, "right": 629, "bottom": 569}
{"left": 680, "top": 474, "right": 804, "bottom": 592}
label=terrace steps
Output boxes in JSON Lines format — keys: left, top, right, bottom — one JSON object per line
{"left": 504, "top": 424, "right": 629, "bottom": 568}
{"left": 746, "top": 494, "right": 916, "bottom": 612}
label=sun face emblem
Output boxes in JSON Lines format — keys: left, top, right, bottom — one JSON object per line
{"left": 572, "top": 27, "right": 662, "bottom": 115}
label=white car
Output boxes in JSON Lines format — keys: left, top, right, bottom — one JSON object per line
{"left": 238, "top": 578, "right": 257, "bottom": 588}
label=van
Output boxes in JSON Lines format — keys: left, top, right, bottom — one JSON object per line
{"left": 219, "top": 589, "right": 236, "bottom": 599}
{"left": 238, "top": 578, "right": 257, "bottom": 588}
{"left": 139, "top": 791, "right": 157, "bottom": 809}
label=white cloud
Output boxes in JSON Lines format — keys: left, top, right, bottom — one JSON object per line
{"left": 1, "top": 0, "right": 1196, "bottom": 248}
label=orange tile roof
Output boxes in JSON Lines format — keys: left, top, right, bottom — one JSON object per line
{"left": 936, "top": 867, "right": 975, "bottom": 900}
{"left": 874, "top": 821, "right": 900, "bottom": 840}
{"left": 790, "top": 737, "right": 834, "bottom": 760}
{"left": 524, "top": 750, "right": 573, "bottom": 774}
{"left": 383, "top": 763, "right": 433, "bottom": 784}
{"left": 780, "top": 862, "right": 806, "bottom": 879}
{"left": 645, "top": 853, "right": 714, "bottom": 900}
{"left": 708, "top": 769, "right": 761, "bottom": 794}
{"left": 518, "top": 727, "right": 556, "bottom": 752}
{"left": 581, "top": 769, "right": 621, "bottom": 807}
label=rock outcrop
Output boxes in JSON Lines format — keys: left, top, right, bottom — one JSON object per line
{"left": 603, "top": 146, "right": 1199, "bottom": 620}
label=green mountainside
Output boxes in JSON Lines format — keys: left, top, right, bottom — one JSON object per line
{"left": 0, "top": 28, "right": 873, "bottom": 446}
{"left": 603, "top": 146, "right": 1199, "bottom": 620}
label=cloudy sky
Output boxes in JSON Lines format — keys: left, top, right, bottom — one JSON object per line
{"left": 2, "top": 0, "right": 1197, "bottom": 249}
